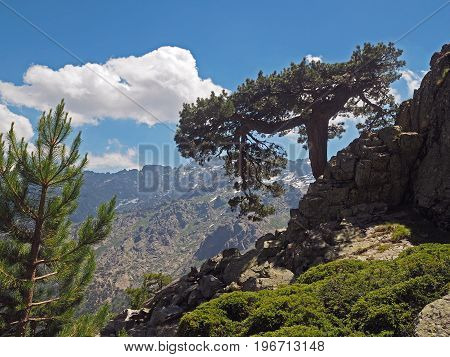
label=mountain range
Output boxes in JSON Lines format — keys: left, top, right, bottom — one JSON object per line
{"left": 76, "top": 159, "right": 313, "bottom": 311}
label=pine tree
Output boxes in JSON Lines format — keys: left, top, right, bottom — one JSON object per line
{"left": 125, "top": 272, "right": 172, "bottom": 309}
{"left": 0, "top": 100, "right": 116, "bottom": 336}
{"left": 176, "top": 42, "right": 404, "bottom": 219}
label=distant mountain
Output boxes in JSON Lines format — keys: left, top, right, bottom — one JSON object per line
{"left": 78, "top": 159, "right": 312, "bottom": 312}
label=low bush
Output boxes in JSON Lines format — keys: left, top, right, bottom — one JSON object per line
{"left": 380, "top": 223, "right": 412, "bottom": 242}
{"left": 178, "top": 244, "right": 450, "bottom": 337}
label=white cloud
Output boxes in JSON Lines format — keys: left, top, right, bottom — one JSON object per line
{"left": 0, "top": 46, "right": 224, "bottom": 127}
{"left": 305, "top": 54, "right": 322, "bottom": 63}
{"left": 87, "top": 146, "right": 138, "bottom": 172}
{"left": 401, "top": 70, "right": 426, "bottom": 97}
{"left": 105, "top": 138, "right": 125, "bottom": 151}
{"left": 0, "top": 104, "right": 34, "bottom": 140}
{"left": 389, "top": 87, "right": 402, "bottom": 104}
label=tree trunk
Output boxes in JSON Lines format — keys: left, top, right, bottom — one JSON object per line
{"left": 16, "top": 185, "right": 48, "bottom": 336}
{"left": 306, "top": 117, "right": 329, "bottom": 179}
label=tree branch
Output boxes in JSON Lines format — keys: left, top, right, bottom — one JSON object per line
{"left": 235, "top": 114, "right": 308, "bottom": 134}
{"left": 10, "top": 316, "right": 54, "bottom": 325}
{"left": 30, "top": 297, "right": 60, "bottom": 306}
{"left": 34, "top": 271, "right": 57, "bottom": 281}
{"left": 359, "top": 92, "right": 385, "bottom": 113}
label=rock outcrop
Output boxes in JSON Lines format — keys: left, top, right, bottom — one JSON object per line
{"left": 296, "top": 125, "right": 422, "bottom": 228}
{"left": 103, "top": 44, "right": 450, "bottom": 337}
{"left": 296, "top": 44, "right": 450, "bottom": 230}
{"left": 415, "top": 294, "right": 450, "bottom": 337}
{"left": 102, "top": 211, "right": 433, "bottom": 336}
{"left": 401, "top": 46, "right": 450, "bottom": 229}
{"left": 102, "top": 238, "right": 295, "bottom": 336}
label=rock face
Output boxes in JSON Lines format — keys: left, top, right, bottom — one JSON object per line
{"left": 415, "top": 294, "right": 450, "bottom": 337}
{"left": 195, "top": 223, "right": 257, "bottom": 260}
{"left": 296, "top": 125, "right": 422, "bottom": 229}
{"left": 297, "top": 45, "right": 450, "bottom": 230}
{"left": 401, "top": 46, "right": 450, "bottom": 230}
{"left": 103, "top": 44, "right": 450, "bottom": 337}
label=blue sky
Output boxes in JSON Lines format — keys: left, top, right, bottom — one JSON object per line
{"left": 0, "top": 0, "right": 448, "bottom": 171}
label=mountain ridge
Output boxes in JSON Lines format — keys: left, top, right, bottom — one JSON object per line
{"left": 79, "top": 159, "right": 313, "bottom": 311}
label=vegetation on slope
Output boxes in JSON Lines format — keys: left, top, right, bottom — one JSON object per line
{"left": 179, "top": 244, "right": 449, "bottom": 337}
{"left": 126, "top": 273, "right": 172, "bottom": 309}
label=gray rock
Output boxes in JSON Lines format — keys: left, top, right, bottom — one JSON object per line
{"left": 187, "top": 288, "right": 203, "bottom": 307}
{"left": 409, "top": 45, "right": 450, "bottom": 229}
{"left": 259, "top": 240, "right": 282, "bottom": 259}
{"left": 415, "top": 294, "right": 450, "bottom": 337}
{"left": 199, "top": 275, "right": 224, "bottom": 298}
{"left": 241, "top": 266, "right": 294, "bottom": 291}
{"left": 149, "top": 305, "right": 183, "bottom": 326}
{"left": 255, "top": 233, "right": 275, "bottom": 249}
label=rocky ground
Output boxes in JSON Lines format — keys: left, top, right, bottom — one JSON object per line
{"left": 101, "top": 209, "right": 448, "bottom": 336}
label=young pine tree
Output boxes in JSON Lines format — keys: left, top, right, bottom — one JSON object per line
{"left": 125, "top": 272, "right": 172, "bottom": 309}
{"left": 0, "top": 100, "right": 116, "bottom": 336}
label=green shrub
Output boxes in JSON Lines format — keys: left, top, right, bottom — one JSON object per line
{"left": 178, "top": 305, "right": 235, "bottom": 337}
{"left": 349, "top": 275, "right": 446, "bottom": 336}
{"left": 259, "top": 325, "right": 327, "bottom": 337}
{"left": 245, "top": 302, "right": 289, "bottom": 334}
{"left": 383, "top": 223, "right": 412, "bottom": 242}
{"left": 216, "top": 291, "right": 257, "bottom": 321}
{"left": 178, "top": 244, "right": 450, "bottom": 337}
{"left": 297, "top": 259, "right": 370, "bottom": 284}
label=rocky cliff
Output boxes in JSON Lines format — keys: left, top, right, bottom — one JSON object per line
{"left": 298, "top": 44, "right": 450, "bottom": 230}
{"left": 102, "top": 44, "right": 450, "bottom": 337}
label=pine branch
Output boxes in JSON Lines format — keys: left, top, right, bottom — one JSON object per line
{"left": 10, "top": 316, "right": 54, "bottom": 324}
{"left": 34, "top": 271, "right": 57, "bottom": 281}
{"left": 30, "top": 297, "right": 60, "bottom": 307}
{"left": 359, "top": 92, "right": 385, "bottom": 113}
{"left": 0, "top": 174, "right": 36, "bottom": 219}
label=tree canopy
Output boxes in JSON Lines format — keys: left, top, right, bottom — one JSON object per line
{"left": 176, "top": 42, "right": 404, "bottom": 220}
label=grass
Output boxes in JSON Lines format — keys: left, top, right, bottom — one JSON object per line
{"left": 377, "top": 222, "right": 412, "bottom": 242}
{"left": 376, "top": 244, "right": 391, "bottom": 253}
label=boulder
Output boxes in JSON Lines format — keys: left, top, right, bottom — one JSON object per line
{"left": 241, "top": 266, "right": 294, "bottom": 291}
{"left": 149, "top": 305, "right": 184, "bottom": 326}
{"left": 415, "top": 294, "right": 450, "bottom": 337}
{"left": 198, "top": 275, "right": 224, "bottom": 298}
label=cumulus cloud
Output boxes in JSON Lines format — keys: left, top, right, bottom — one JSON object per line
{"left": 401, "top": 69, "right": 426, "bottom": 97}
{"left": 0, "top": 104, "right": 34, "bottom": 140}
{"left": 389, "top": 87, "right": 402, "bottom": 104}
{"left": 305, "top": 54, "right": 322, "bottom": 63}
{"left": 87, "top": 146, "right": 138, "bottom": 172}
{"left": 0, "top": 46, "right": 224, "bottom": 127}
